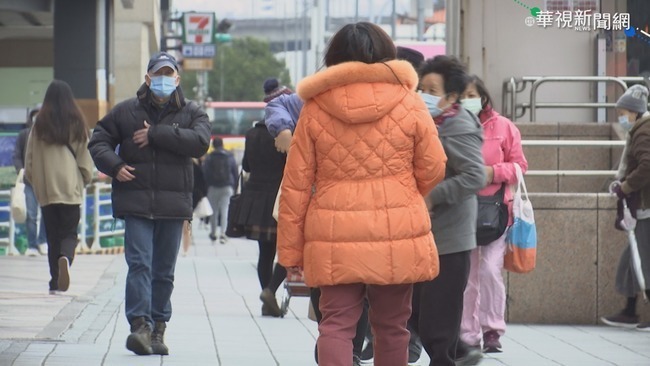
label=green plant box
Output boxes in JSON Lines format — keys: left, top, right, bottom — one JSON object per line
{"left": 100, "top": 237, "right": 115, "bottom": 248}
{"left": 114, "top": 236, "right": 124, "bottom": 246}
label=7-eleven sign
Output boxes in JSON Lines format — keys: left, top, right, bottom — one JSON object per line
{"left": 183, "top": 12, "right": 215, "bottom": 44}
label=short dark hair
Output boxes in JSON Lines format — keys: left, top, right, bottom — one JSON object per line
{"left": 324, "top": 22, "right": 396, "bottom": 67}
{"left": 467, "top": 75, "right": 493, "bottom": 110}
{"left": 212, "top": 137, "right": 223, "bottom": 149}
{"left": 418, "top": 56, "right": 469, "bottom": 102}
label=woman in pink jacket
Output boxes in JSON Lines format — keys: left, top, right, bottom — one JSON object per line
{"left": 459, "top": 75, "right": 528, "bottom": 354}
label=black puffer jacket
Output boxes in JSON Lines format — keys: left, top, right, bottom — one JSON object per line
{"left": 89, "top": 84, "right": 211, "bottom": 219}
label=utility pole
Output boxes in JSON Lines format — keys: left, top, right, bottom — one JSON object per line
{"left": 301, "top": 0, "right": 308, "bottom": 78}
{"left": 417, "top": 0, "right": 425, "bottom": 41}
{"left": 391, "top": 0, "right": 397, "bottom": 39}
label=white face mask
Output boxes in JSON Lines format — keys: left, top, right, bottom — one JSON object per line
{"left": 461, "top": 98, "right": 483, "bottom": 115}
{"left": 618, "top": 115, "right": 633, "bottom": 131}
{"left": 420, "top": 93, "right": 443, "bottom": 117}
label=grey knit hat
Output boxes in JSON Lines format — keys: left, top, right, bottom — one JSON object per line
{"left": 616, "top": 84, "right": 649, "bottom": 114}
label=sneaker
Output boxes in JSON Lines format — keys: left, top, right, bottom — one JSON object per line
{"left": 219, "top": 236, "right": 227, "bottom": 244}
{"left": 456, "top": 341, "right": 483, "bottom": 366}
{"left": 359, "top": 341, "right": 373, "bottom": 364}
{"left": 209, "top": 233, "right": 217, "bottom": 242}
{"left": 353, "top": 354, "right": 361, "bottom": 366}
{"left": 57, "top": 257, "right": 70, "bottom": 292}
{"left": 600, "top": 312, "right": 640, "bottom": 329}
{"left": 408, "top": 347, "right": 422, "bottom": 365}
{"left": 151, "top": 321, "right": 169, "bottom": 355}
{"left": 25, "top": 248, "right": 40, "bottom": 257}
{"left": 636, "top": 322, "right": 650, "bottom": 332}
{"left": 126, "top": 317, "right": 153, "bottom": 355}
{"left": 482, "top": 330, "right": 502, "bottom": 353}
{"left": 38, "top": 243, "right": 48, "bottom": 255}
{"left": 455, "top": 348, "right": 483, "bottom": 366}
{"left": 259, "top": 288, "right": 282, "bottom": 317}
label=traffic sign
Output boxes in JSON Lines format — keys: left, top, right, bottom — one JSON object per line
{"left": 182, "top": 58, "right": 213, "bottom": 71}
{"left": 182, "top": 44, "right": 216, "bottom": 58}
{"left": 183, "top": 12, "right": 215, "bottom": 44}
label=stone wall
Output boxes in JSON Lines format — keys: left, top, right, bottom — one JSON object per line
{"left": 506, "top": 193, "right": 650, "bottom": 324}
{"left": 515, "top": 123, "right": 624, "bottom": 193}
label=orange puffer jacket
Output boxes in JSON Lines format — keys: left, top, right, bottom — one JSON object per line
{"left": 277, "top": 60, "right": 447, "bottom": 287}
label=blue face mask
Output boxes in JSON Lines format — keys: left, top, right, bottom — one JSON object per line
{"left": 149, "top": 75, "right": 177, "bottom": 98}
{"left": 618, "top": 115, "right": 633, "bottom": 131}
{"left": 420, "top": 93, "right": 443, "bottom": 117}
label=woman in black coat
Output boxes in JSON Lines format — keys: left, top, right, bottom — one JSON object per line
{"left": 236, "top": 120, "right": 287, "bottom": 317}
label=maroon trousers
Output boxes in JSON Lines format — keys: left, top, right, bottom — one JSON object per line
{"left": 318, "top": 283, "right": 412, "bottom": 366}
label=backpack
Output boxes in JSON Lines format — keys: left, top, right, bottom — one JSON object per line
{"left": 205, "top": 151, "right": 232, "bottom": 187}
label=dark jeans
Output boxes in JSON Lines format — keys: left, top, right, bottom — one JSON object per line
{"left": 124, "top": 216, "right": 184, "bottom": 325}
{"left": 410, "top": 250, "right": 471, "bottom": 366}
{"left": 41, "top": 204, "right": 80, "bottom": 291}
{"left": 25, "top": 184, "right": 46, "bottom": 249}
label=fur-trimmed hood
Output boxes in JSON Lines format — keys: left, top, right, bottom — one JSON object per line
{"left": 296, "top": 60, "right": 418, "bottom": 124}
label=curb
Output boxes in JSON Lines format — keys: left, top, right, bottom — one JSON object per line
{"left": 76, "top": 247, "right": 124, "bottom": 255}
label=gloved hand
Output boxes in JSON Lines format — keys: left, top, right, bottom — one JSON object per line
{"left": 610, "top": 181, "right": 626, "bottom": 199}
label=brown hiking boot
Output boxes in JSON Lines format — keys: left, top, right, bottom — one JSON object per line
{"left": 151, "top": 321, "right": 169, "bottom": 355}
{"left": 126, "top": 317, "right": 152, "bottom": 355}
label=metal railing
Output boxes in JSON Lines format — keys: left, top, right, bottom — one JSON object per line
{"left": 0, "top": 189, "right": 16, "bottom": 255}
{"left": 89, "top": 182, "right": 124, "bottom": 252}
{"left": 521, "top": 139, "right": 623, "bottom": 176}
{"left": 502, "top": 76, "right": 650, "bottom": 122}
{"left": 1, "top": 183, "right": 123, "bottom": 255}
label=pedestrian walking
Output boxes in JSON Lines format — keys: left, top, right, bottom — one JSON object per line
{"left": 88, "top": 51, "right": 211, "bottom": 356}
{"left": 236, "top": 115, "right": 287, "bottom": 317}
{"left": 13, "top": 106, "right": 47, "bottom": 257}
{"left": 459, "top": 75, "right": 528, "bottom": 354}
{"left": 601, "top": 84, "right": 650, "bottom": 331}
{"left": 408, "top": 56, "right": 486, "bottom": 366}
{"left": 277, "top": 22, "right": 447, "bottom": 366}
{"left": 202, "top": 137, "right": 238, "bottom": 244}
{"left": 25, "top": 80, "right": 94, "bottom": 294}
{"left": 265, "top": 82, "right": 371, "bottom": 363}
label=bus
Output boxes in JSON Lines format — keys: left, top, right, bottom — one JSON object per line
{"left": 203, "top": 101, "right": 266, "bottom": 163}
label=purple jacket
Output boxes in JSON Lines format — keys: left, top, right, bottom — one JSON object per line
{"left": 264, "top": 93, "right": 304, "bottom": 137}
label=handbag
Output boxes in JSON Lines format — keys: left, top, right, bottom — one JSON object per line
{"left": 193, "top": 197, "right": 213, "bottom": 219}
{"left": 10, "top": 169, "right": 27, "bottom": 224}
{"left": 476, "top": 184, "right": 508, "bottom": 246}
{"left": 504, "top": 163, "right": 537, "bottom": 273}
{"left": 225, "top": 172, "right": 246, "bottom": 237}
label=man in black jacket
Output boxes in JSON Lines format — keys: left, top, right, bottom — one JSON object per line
{"left": 88, "top": 52, "right": 210, "bottom": 356}
{"left": 202, "top": 137, "right": 238, "bottom": 243}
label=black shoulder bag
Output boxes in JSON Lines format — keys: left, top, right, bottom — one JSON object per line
{"left": 476, "top": 184, "right": 508, "bottom": 246}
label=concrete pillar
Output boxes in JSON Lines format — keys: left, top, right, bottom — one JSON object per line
{"left": 54, "top": 0, "right": 112, "bottom": 126}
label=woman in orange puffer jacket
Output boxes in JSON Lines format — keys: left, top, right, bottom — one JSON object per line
{"left": 277, "top": 22, "right": 447, "bottom": 366}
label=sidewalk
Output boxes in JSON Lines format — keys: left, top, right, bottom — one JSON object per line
{"left": 0, "top": 223, "right": 649, "bottom": 366}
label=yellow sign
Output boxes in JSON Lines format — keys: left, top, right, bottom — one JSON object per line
{"left": 182, "top": 58, "right": 213, "bottom": 71}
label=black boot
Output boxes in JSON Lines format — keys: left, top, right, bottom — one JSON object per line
{"left": 151, "top": 321, "right": 169, "bottom": 355}
{"left": 126, "top": 317, "right": 152, "bottom": 355}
